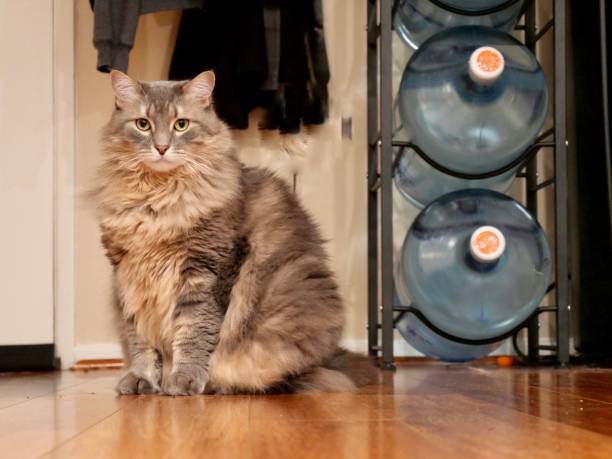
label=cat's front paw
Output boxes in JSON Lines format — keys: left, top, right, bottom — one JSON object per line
{"left": 162, "top": 366, "right": 208, "bottom": 396}
{"left": 116, "top": 372, "right": 160, "bottom": 395}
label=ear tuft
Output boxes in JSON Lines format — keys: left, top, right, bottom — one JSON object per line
{"left": 184, "top": 70, "right": 215, "bottom": 103}
{"left": 110, "top": 70, "right": 140, "bottom": 108}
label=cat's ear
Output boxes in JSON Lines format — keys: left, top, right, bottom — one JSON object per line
{"left": 183, "top": 70, "right": 215, "bottom": 105}
{"left": 110, "top": 70, "right": 140, "bottom": 108}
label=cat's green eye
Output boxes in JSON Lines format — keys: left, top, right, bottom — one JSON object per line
{"left": 135, "top": 118, "right": 151, "bottom": 131}
{"left": 174, "top": 119, "right": 189, "bottom": 132}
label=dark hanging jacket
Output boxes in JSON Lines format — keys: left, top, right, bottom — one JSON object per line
{"left": 168, "top": 0, "right": 330, "bottom": 133}
{"left": 90, "top": 0, "right": 204, "bottom": 73}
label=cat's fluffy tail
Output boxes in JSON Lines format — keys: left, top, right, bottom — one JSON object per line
{"left": 291, "top": 348, "right": 378, "bottom": 393}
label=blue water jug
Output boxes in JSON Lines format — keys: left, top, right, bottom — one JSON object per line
{"left": 395, "top": 189, "right": 551, "bottom": 341}
{"left": 393, "top": 288, "right": 501, "bottom": 362}
{"left": 398, "top": 26, "right": 548, "bottom": 176}
{"left": 393, "top": 145, "right": 517, "bottom": 208}
{"left": 394, "top": 0, "right": 525, "bottom": 50}
{"left": 395, "top": 310, "right": 501, "bottom": 362}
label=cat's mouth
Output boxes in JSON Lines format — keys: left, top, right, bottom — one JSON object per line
{"left": 144, "top": 156, "right": 182, "bottom": 173}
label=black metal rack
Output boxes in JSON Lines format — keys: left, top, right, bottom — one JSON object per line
{"left": 366, "top": 0, "right": 570, "bottom": 369}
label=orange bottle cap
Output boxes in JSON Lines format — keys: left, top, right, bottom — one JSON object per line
{"left": 469, "top": 46, "right": 505, "bottom": 85}
{"left": 470, "top": 225, "right": 506, "bottom": 263}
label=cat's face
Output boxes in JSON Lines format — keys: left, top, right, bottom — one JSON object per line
{"left": 105, "top": 71, "right": 220, "bottom": 173}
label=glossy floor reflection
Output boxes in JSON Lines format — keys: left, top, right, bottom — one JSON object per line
{"left": 1, "top": 363, "right": 612, "bottom": 458}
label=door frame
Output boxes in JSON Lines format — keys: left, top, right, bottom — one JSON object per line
{"left": 53, "top": 0, "right": 76, "bottom": 369}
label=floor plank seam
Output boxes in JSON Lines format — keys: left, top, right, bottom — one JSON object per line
{"left": 34, "top": 398, "right": 135, "bottom": 458}
{"left": 466, "top": 367, "right": 612, "bottom": 406}
{"left": 451, "top": 392, "right": 612, "bottom": 441}
{"left": 525, "top": 383, "right": 612, "bottom": 406}
{"left": 0, "top": 378, "right": 97, "bottom": 412}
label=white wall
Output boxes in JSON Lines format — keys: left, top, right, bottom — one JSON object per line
{"left": 0, "top": 1, "right": 54, "bottom": 345}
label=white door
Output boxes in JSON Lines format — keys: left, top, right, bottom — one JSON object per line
{"left": 0, "top": 1, "right": 54, "bottom": 346}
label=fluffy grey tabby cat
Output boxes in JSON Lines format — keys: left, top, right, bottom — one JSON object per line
{"left": 96, "top": 70, "right": 374, "bottom": 395}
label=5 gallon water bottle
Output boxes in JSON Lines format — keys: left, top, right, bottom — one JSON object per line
{"left": 394, "top": 289, "right": 501, "bottom": 362}
{"left": 395, "top": 189, "right": 551, "bottom": 343}
{"left": 394, "top": 0, "right": 525, "bottom": 50}
{"left": 398, "top": 26, "right": 548, "bottom": 176}
{"left": 393, "top": 145, "right": 516, "bottom": 208}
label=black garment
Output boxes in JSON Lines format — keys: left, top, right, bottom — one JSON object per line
{"left": 90, "top": 0, "right": 204, "bottom": 73}
{"left": 169, "top": 2, "right": 268, "bottom": 130}
{"left": 260, "top": 0, "right": 281, "bottom": 91}
{"left": 169, "top": 0, "right": 330, "bottom": 133}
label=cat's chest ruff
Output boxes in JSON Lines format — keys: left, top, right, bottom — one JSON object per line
{"left": 102, "top": 200, "right": 200, "bottom": 243}
{"left": 104, "top": 206, "right": 192, "bottom": 345}
{"left": 116, "top": 240, "right": 184, "bottom": 342}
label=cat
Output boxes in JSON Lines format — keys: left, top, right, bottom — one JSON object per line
{"left": 95, "top": 70, "right": 375, "bottom": 395}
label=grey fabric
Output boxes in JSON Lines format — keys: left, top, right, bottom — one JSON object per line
{"left": 92, "top": 0, "right": 204, "bottom": 73}
{"left": 260, "top": 0, "right": 281, "bottom": 91}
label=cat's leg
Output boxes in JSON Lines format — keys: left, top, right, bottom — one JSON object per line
{"left": 117, "top": 319, "right": 162, "bottom": 395}
{"left": 216, "top": 257, "right": 258, "bottom": 342}
{"left": 162, "top": 296, "right": 223, "bottom": 396}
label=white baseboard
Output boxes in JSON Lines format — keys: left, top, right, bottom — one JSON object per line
{"left": 73, "top": 336, "right": 566, "bottom": 363}
{"left": 341, "top": 338, "right": 422, "bottom": 356}
{"left": 74, "top": 340, "right": 425, "bottom": 361}
{"left": 74, "top": 343, "right": 123, "bottom": 361}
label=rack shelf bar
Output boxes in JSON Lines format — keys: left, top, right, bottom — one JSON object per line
{"left": 530, "top": 177, "right": 556, "bottom": 192}
{"left": 533, "top": 17, "right": 554, "bottom": 44}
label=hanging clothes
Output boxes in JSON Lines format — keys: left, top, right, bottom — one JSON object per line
{"left": 260, "top": 1, "right": 281, "bottom": 92}
{"left": 90, "top": 0, "right": 204, "bottom": 73}
{"left": 168, "top": 0, "right": 330, "bottom": 134}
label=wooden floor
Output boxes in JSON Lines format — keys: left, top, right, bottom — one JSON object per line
{"left": 2, "top": 363, "right": 612, "bottom": 458}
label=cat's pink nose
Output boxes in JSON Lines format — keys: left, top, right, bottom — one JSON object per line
{"left": 155, "top": 145, "right": 169, "bottom": 156}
